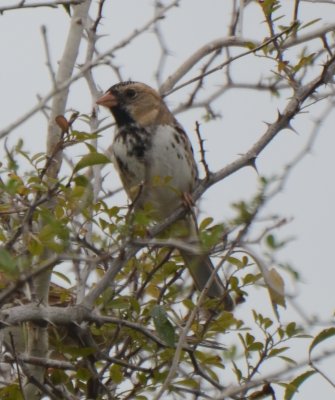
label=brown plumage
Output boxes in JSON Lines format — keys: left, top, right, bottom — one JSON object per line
{"left": 97, "top": 81, "right": 233, "bottom": 310}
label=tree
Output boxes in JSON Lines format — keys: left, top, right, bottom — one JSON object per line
{"left": 0, "top": 0, "right": 334, "bottom": 399}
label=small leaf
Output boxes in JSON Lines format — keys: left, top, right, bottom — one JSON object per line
{"left": 286, "top": 322, "right": 299, "bottom": 337}
{"left": 28, "top": 238, "right": 43, "bottom": 256}
{"left": 246, "top": 332, "right": 255, "bottom": 346}
{"left": 0, "top": 249, "right": 16, "bottom": 274}
{"left": 279, "top": 356, "right": 297, "bottom": 365}
{"left": 300, "top": 18, "right": 322, "bottom": 30}
{"left": 257, "top": 261, "right": 286, "bottom": 311}
{"left": 151, "top": 305, "right": 176, "bottom": 347}
{"left": 266, "top": 234, "right": 275, "bottom": 249}
{"left": 72, "top": 131, "right": 99, "bottom": 141}
{"left": 227, "top": 256, "right": 245, "bottom": 269}
{"left": 243, "top": 273, "right": 262, "bottom": 285}
{"left": 176, "top": 378, "right": 199, "bottom": 389}
{"left": 76, "top": 367, "right": 91, "bottom": 381}
{"left": 267, "top": 268, "right": 286, "bottom": 307}
{"left": 63, "top": 346, "right": 95, "bottom": 358}
{"left": 110, "top": 364, "right": 124, "bottom": 384}
{"left": 73, "top": 152, "right": 111, "bottom": 173}
{"left": 309, "top": 327, "right": 335, "bottom": 355}
{"left": 52, "top": 270, "right": 72, "bottom": 285}
{"left": 199, "top": 217, "right": 214, "bottom": 230}
{"left": 293, "top": 54, "right": 315, "bottom": 72}
{"left": 284, "top": 370, "right": 315, "bottom": 400}
{"left": 232, "top": 361, "right": 242, "bottom": 381}
{"left": 109, "top": 298, "right": 131, "bottom": 310}
{"left": 0, "top": 384, "right": 23, "bottom": 399}
{"left": 248, "top": 342, "right": 264, "bottom": 352}
{"left": 244, "top": 41, "right": 256, "bottom": 50}
{"left": 268, "top": 347, "right": 289, "bottom": 357}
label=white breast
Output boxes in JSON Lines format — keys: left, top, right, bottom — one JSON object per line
{"left": 112, "top": 124, "right": 197, "bottom": 217}
{"left": 148, "top": 125, "right": 195, "bottom": 193}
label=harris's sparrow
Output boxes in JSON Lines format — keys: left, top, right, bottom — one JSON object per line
{"left": 97, "top": 81, "right": 233, "bottom": 310}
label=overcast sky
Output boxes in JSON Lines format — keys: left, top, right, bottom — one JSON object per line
{"left": 1, "top": 1, "right": 335, "bottom": 398}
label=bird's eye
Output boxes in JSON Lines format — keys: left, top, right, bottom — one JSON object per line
{"left": 124, "top": 88, "right": 137, "bottom": 99}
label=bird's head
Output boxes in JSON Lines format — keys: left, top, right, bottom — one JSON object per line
{"left": 96, "top": 81, "right": 174, "bottom": 127}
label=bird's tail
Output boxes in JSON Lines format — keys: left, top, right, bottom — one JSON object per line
{"left": 179, "top": 217, "right": 234, "bottom": 311}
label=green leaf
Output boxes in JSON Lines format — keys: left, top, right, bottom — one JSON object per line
{"left": 110, "top": 364, "right": 124, "bottom": 384}
{"left": 176, "top": 378, "right": 199, "bottom": 389}
{"left": 248, "top": 342, "right": 264, "bottom": 352}
{"left": 200, "top": 224, "right": 224, "bottom": 248}
{"left": 246, "top": 332, "right": 255, "bottom": 346}
{"left": 182, "top": 298, "right": 195, "bottom": 310}
{"left": 266, "top": 234, "right": 286, "bottom": 249}
{"left": 76, "top": 367, "right": 91, "bottom": 381}
{"left": 109, "top": 298, "right": 132, "bottom": 310}
{"left": 71, "top": 131, "right": 99, "bottom": 141}
{"left": 293, "top": 53, "right": 315, "bottom": 72}
{"left": 266, "top": 234, "right": 276, "bottom": 249}
{"left": 279, "top": 356, "right": 297, "bottom": 365}
{"left": 28, "top": 237, "right": 43, "bottom": 256}
{"left": 227, "top": 256, "right": 246, "bottom": 269}
{"left": 63, "top": 346, "right": 95, "bottom": 358}
{"left": 232, "top": 361, "right": 242, "bottom": 382}
{"left": 284, "top": 370, "right": 316, "bottom": 400}
{"left": 49, "top": 369, "right": 69, "bottom": 385}
{"left": 309, "top": 327, "right": 335, "bottom": 355}
{"left": 0, "top": 249, "right": 16, "bottom": 274}
{"left": 151, "top": 305, "right": 176, "bottom": 347}
{"left": 244, "top": 41, "right": 256, "bottom": 50}
{"left": 286, "top": 322, "right": 299, "bottom": 337}
{"left": 243, "top": 273, "right": 262, "bottom": 285}
{"left": 300, "top": 18, "right": 322, "bottom": 30}
{"left": 268, "top": 347, "right": 289, "bottom": 357}
{"left": 73, "top": 152, "right": 111, "bottom": 173}
{"left": 199, "top": 217, "right": 214, "bottom": 230}
{"left": 0, "top": 384, "right": 24, "bottom": 399}
{"left": 52, "top": 270, "right": 72, "bottom": 285}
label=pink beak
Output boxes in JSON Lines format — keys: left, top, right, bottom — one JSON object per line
{"left": 96, "top": 92, "right": 118, "bottom": 108}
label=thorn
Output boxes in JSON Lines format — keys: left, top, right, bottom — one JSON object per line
{"left": 276, "top": 109, "right": 283, "bottom": 120}
{"left": 286, "top": 122, "right": 299, "bottom": 135}
{"left": 247, "top": 156, "right": 259, "bottom": 175}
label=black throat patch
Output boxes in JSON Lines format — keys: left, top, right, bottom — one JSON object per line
{"left": 117, "top": 125, "right": 152, "bottom": 159}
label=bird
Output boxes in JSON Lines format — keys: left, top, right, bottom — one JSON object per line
{"left": 96, "top": 81, "right": 233, "bottom": 310}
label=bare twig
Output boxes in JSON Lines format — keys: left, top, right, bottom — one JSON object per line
{"left": 162, "top": 23, "right": 299, "bottom": 96}
{"left": 9, "top": 333, "right": 26, "bottom": 400}
{"left": 195, "top": 121, "right": 210, "bottom": 178}
{"left": 0, "top": 0, "right": 84, "bottom": 13}
{"left": 0, "top": 0, "right": 179, "bottom": 139}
